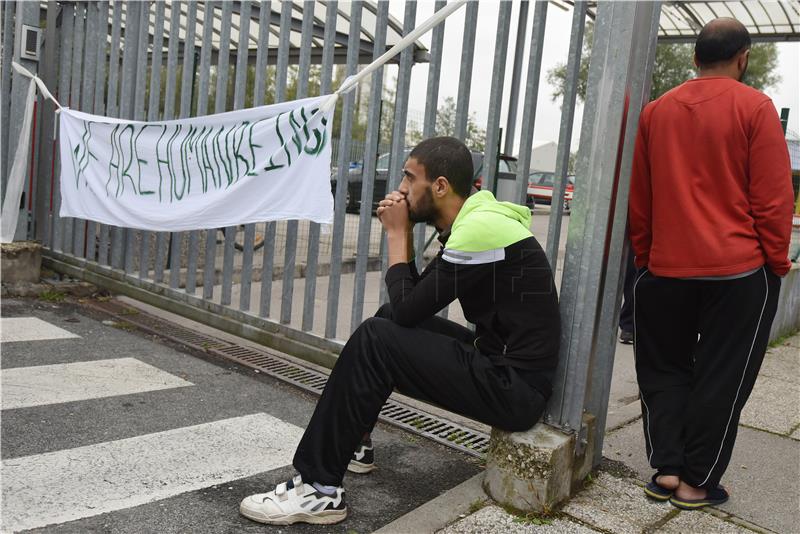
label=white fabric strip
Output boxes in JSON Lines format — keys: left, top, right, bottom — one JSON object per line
{"left": 442, "top": 247, "right": 506, "bottom": 265}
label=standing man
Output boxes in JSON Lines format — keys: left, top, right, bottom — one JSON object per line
{"left": 629, "top": 18, "right": 793, "bottom": 509}
{"left": 239, "top": 137, "right": 561, "bottom": 525}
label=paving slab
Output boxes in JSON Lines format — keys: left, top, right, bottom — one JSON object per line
{"left": 603, "top": 422, "right": 799, "bottom": 534}
{"left": 658, "top": 511, "right": 759, "bottom": 534}
{"left": 560, "top": 472, "right": 671, "bottom": 534}
{"left": 739, "top": 374, "right": 800, "bottom": 436}
{"left": 439, "top": 505, "right": 599, "bottom": 534}
{"left": 758, "top": 343, "right": 800, "bottom": 385}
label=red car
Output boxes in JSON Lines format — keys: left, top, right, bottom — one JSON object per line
{"left": 527, "top": 172, "right": 575, "bottom": 211}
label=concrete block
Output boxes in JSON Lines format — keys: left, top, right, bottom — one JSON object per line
{"left": 1, "top": 241, "right": 42, "bottom": 284}
{"left": 658, "top": 511, "right": 755, "bottom": 534}
{"left": 483, "top": 424, "right": 574, "bottom": 513}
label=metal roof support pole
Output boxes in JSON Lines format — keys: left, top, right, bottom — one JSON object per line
{"left": 413, "top": 0, "right": 447, "bottom": 273}
{"left": 453, "top": 1, "right": 478, "bottom": 141}
{"left": 585, "top": 0, "right": 661, "bottom": 466}
{"left": 325, "top": 1, "right": 364, "bottom": 339}
{"left": 34, "top": 2, "right": 61, "bottom": 247}
{"left": 503, "top": 1, "right": 529, "bottom": 157}
{"left": 97, "top": 1, "right": 123, "bottom": 266}
{"left": 280, "top": 2, "right": 315, "bottom": 325}
{"left": 513, "top": 0, "right": 548, "bottom": 206}
{"left": 351, "top": 0, "right": 391, "bottom": 334}
{"left": 545, "top": 1, "right": 586, "bottom": 270}
{"left": 260, "top": 0, "right": 295, "bottom": 318}
{"left": 482, "top": 2, "right": 513, "bottom": 197}
{"left": 302, "top": 1, "right": 340, "bottom": 331}
{"left": 1, "top": 1, "right": 16, "bottom": 187}
{"left": 378, "top": 1, "right": 417, "bottom": 308}
{"left": 186, "top": 1, "right": 216, "bottom": 294}
{"left": 544, "top": 2, "right": 661, "bottom": 454}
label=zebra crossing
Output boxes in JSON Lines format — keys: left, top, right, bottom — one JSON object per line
{"left": 0, "top": 311, "right": 303, "bottom": 533}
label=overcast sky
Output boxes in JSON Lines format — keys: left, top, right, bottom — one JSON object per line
{"left": 386, "top": 1, "right": 800, "bottom": 154}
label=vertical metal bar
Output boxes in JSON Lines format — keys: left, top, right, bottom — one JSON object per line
{"left": 185, "top": 1, "right": 215, "bottom": 293}
{"left": 259, "top": 0, "right": 293, "bottom": 317}
{"left": 504, "top": 1, "right": 529, "bottom": 156}
{"left": 413, "top": 0, "right": 447, "bottom": 271}
{"left": 513, "top": 1, "right": 548, "bottom": 205}
{"left": 123, "top": 1, "right": 150, "bottom": 274}
{"left": 63, "top": 2, "right": 86, "bottom": 255}
{"left": 302, "top": 0, "right": 337, "bottom": 327}
{"left": 97, "top": 1, "right": 122, "bottom": 267}
{"left": 545, "top": 2, "right": 586, "bottom": 271}
{"left": 481, "top": 2, "right": 512, "bottom": 197}
{"left": 112, "top": 1, "right": 141, "bottom": 269}
{"left": 205, "top": 0, "right": 233, "bottom": 302}
{"left": 147, "top": 0, "right": 167, "bottom": 281}
{"left": 1, "top": 1, "right": 15, "bottom": 181}
{"left": 236, "top": 0, "right": 257, "bottom": 310}
{"left": 34, "top": 3, "right": 60, "bottom": 247}
{"left": 215, "top": 1, "right": 235, "bottom": 304}
{"left": 72, "top": 1, "right": 100, "bottom": 259}
{"left": 587, "top": 0, "right": 661, "bottom": 464}
{"left": 280, "top": 2, "right": 314, "bottom": 324}
{"left": 324, "top": 1, "right": 363, "bottom": 338}
{"left": 88, "top": 1, "right": 110, "bottom": 262}
{"left": 163, "top": 1, "right": 183, "bottom": 288}
{"left": 350, "top": 0, "right": 389, "bottom": 332}
{"left": 51, "top": 3, "right": 75, "bottom": 254}
{"left": 545, "top": 1, "right": 639, "bottom": 434}
{"left": 377, "top": 1, "right": 416, "bottom": 308}
{"left": 453, "top": 1, "right": 478, "bottom": 140}
{"left": 172, "top": 1, "right": 198, "bottom": 289}
{"left": 255, "top": 0, "right": 275, "bottom": 317}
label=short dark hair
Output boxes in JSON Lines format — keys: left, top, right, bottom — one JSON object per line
{"left": 694, "top": 18, "right": 751, "bottom": 68}
{"left": 408, "top": 137, "right": 474, "bottom": 198}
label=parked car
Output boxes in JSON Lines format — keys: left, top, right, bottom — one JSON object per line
{"left": 331, "top": 149, "right": 518, "bottom": 213}
{"left": 527, "top": 171, "right": 575, "bottom": 211}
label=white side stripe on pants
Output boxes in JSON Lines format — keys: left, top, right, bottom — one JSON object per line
{"left": 698, "top": 266, "right": 769, "bottom": 486}
{"left": 631, "top": 268, "right": 655, "bottom": 464}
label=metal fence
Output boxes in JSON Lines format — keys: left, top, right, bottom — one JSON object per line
{"left": 2, "top": 0, "right": 661, "bottom": 466}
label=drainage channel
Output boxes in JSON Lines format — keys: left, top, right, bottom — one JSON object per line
{"left": 88, "top": 300, "right": 490, "bottom": 458}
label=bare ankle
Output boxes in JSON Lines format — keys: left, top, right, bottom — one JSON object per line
{"left": 675, "top": 480, "right": 706, "bottom": 500}
{"left": 656, "top": 474, "right": 680, "bottom": 490}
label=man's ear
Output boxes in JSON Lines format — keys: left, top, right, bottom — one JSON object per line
{"left": 433, "top": 176, "right": 449, "bottom": 198}
{"left": 738, "top": 49, "right": 750, "bottom": 71}
{"left": 693, "top": 52, "right": 700, "bottom": 69}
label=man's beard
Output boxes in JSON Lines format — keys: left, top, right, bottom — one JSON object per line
{"left": 408, "top": 187, "right": 436, "bottom": 223}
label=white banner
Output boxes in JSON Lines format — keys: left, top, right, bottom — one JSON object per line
{"left": 58, "top": 95, "right": 335, "bottom": 231}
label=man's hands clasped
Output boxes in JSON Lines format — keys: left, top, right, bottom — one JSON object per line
{"left": 376, "top": 191, "right": 411, "bottom": 235}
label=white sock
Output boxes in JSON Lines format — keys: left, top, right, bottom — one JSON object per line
{"left": 312, "top": 482, "right": 339, "bottom": 495}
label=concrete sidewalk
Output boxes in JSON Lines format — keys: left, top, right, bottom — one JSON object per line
{"left": 384, "top": 332, "right": 800, "bottom": 534}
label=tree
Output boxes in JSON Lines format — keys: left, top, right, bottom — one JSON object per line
{"left": 547, "top": 24, "right": 781, "bottom": 103}
{"left": 406, "top": 97, "right": 487, "bottom": 151}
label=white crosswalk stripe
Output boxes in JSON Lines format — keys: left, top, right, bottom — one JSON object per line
{"left": 1, "top": 316, "right": 302, "bottom": 532}
{"left": 1, "top": 317, "right": 80, "bottom": 343}
{"left": 2, "top": 357, "right": 194, "bottom": 409}
{"left": 2, "top": 413, "right": 303, "bottom": 532}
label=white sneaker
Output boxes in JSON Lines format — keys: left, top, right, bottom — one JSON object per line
{"left": 347, "top": 437, "right": 375, "bottom": 473}
{"left": 239, "top": 474, "right": 347, "bottom": 525}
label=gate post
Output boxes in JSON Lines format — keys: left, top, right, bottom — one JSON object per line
{"left": 484, "top": 0, "right": 661, "bottom": 512}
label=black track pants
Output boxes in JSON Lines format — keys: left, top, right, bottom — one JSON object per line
{"left": 633, "top": 266, "right": 780, "bottom": 489}
{"left": 293, "top": 303, "right": 547, "bottom": 487}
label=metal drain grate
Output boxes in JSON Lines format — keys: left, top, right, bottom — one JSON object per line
{"left": 89, "top": 300, "right": 490, "bottom": 457}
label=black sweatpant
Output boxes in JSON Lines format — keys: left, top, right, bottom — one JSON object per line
{"left": 293, "top": 303, "right": 548, "bottom": 486}
{"left": 633, "top": 266, "right": 781, "bottom": 489}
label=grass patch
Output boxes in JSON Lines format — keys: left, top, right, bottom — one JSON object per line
{"left": 468, "top": 498, "right": 488, "bottom": 514}
{"left": 768, "top": 330, "right": 798, "bottom": 348}
{"left": 119, "top": 307, "right": 140, "bottom": 316}
{"left": 39, "top": 290, "right": 66, "bottom": 302}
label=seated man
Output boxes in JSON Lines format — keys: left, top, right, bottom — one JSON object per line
{"left": 240, "top": 136, "right": 561, "bottom": 526}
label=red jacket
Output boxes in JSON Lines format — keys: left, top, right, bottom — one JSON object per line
{"left": 629, "top": 77, "right": 794, "bottom": 277}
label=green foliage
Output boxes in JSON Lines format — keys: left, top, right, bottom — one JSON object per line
{"left": 406, "top": 97, "right": 487, "bottom": 152}
{"left": 39, "top": 290, "right": 66, "bottom": 302}
{"left": 547, "top": 24, "right": 781, "bottom": 103}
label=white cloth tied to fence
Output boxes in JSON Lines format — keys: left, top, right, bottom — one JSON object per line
{"left": 58, "top": 96, "right": 335, "bottom": 231}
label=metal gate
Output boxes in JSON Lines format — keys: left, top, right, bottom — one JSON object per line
{"left": 1, "top": 0, "right": 661, "bottom": 465}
